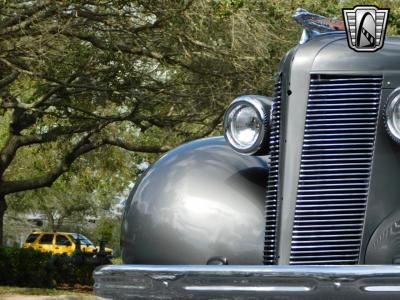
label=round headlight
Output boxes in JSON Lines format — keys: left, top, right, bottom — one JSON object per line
{"left": 386, "top": 89, "right": 400, "bottom": 143}
{"left": 223, "top": 95, "right": 272, "bottom": 155}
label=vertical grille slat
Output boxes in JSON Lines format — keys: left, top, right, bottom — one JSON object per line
{"left": 289, "top": 74, "right": 382, "bottom": 265}
{"left": 263, "top": 75, "right": 282, "bottom": 265}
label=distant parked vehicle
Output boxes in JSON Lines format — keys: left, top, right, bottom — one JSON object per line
{"left": 23, "top": 231, "right": 113, "bottom": 257}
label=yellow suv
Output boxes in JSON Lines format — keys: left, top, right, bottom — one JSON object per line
{"left": 23, "top": 231, "right": 113, "bottom": 256}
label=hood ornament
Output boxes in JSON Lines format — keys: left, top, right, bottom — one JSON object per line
{"left": 293, "top": 8, "right": 345, "bottom": 44}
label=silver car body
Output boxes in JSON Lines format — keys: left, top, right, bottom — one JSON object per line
{"left": 95, "top": 20, "right": 400, "bottom": 299}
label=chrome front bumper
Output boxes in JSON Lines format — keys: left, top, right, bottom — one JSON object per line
{"left": 94, "top": 265, "right": 400, "bottom": 299}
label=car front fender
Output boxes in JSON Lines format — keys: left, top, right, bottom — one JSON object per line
{"left": 121, "top": 136, "right": 268, "bottom": 265}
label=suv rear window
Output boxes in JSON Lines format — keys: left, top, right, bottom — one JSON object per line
{"left": 25, "top": 233, "right": 39, "bottom": 243}
{"left": 39, "top": 234, "right": 54, "bottom": 245}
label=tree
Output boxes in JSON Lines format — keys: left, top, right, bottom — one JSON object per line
{"left": 5, "top": 143, "right": 142, "bottom": 247}
{"left": 0, "top": 0, "right": 278, "bottom": 244}
{"left": 8, "top": 176, "right": 103, "bottom": 232}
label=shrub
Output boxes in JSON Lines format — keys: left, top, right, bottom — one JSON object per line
{"left": 0, "top": 247, "right": 52, "bottom": 287}
{"left": 0, "top": 247, "right": 107, "bottom": 288}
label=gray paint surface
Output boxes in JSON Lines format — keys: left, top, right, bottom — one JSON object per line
{"left": 313, "top": 36, "right": 400, "bottom": 72}
{"left": 362, "top": 88, "right": 400, "bottom": 263}
{"left": 365, "top": 210, "right": 400, "bottom": 264}
{"left": 122, "top": 137, "right": 268, "bottom": 265}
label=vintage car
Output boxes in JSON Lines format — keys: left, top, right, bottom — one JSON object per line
{"left": 94, "top": 8, "right": 400, "bottom": 299}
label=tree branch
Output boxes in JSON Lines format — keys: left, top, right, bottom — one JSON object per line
{"left": 0, "top": 2, "right": 57, "bottom": 36}
{"left": 0, "top": 135, "right": 19, "bottom": 177}
{"left": 0, "top": 71, "right": 19, "bottom": 90}
{"left": 103, "top": 137, "right": 171, "bottom": 153}
{"left": 0, "top": 134, "right": 104, "bottom": 194}
{"left": 181, "top": 110, "right": 224, "bottom": 143}
{"left": 0, "top": 1, "right": 53, "bottom": 30}
{"left": 17, "top": 123, "right": 105, "bottom": 146}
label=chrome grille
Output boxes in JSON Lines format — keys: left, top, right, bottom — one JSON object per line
{"left": 264, "top": 75, "right": 282, "bottom": 265}
{"left": 289, "top": 74, "right": 382, "bottom": 265}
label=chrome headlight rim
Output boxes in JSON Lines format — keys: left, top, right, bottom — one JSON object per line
{"left": 223, "top": 95, "right": 271, "bottom": 155}
{"left": 385, "top": 88, "right": 400, "bottom": 144}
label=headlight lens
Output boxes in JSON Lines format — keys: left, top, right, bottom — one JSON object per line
{"left": 386, "top": 90, "right": 400, "bottom": 143}
{"left": 223, "top": 96, "right": 272, "bottom": 155}
{"left": 229, "top": 105, "right": 261, "bottom": 148}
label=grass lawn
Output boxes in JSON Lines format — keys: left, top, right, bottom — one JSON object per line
{"left": 0, "top": 286, "right": 93, "bottom": 296}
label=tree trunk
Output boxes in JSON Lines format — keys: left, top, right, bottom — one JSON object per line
{"left": 46, "top": 211, "right": 55, "bottom": 232}
{"left": 0, "top": 196, "right": 7, "bottom": 246}
{"left": 56, "top": 216, "right": 64, "bottom": 231}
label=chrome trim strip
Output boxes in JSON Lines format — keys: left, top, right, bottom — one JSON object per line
{"left": 94, "top": 265, "right": 400, "bottom": 299}
{"left": 263, "top": 75, "right": 282, "bottom": 265}
{"left": 363, "top": 286, "right": 400, "bottom": 292}
{"left": 310, "top": 77, "right": 382, "bottom": 82}
{"left": 184, "top": 286, "right": 311, "bottom": 292}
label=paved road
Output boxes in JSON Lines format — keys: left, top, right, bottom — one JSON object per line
{"left": 0, "top": 295, "right": 105, "bottom": 300}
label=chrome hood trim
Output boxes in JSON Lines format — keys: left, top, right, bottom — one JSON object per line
{"left": 293, "top": 8, "right": 345, "bottom": 44}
